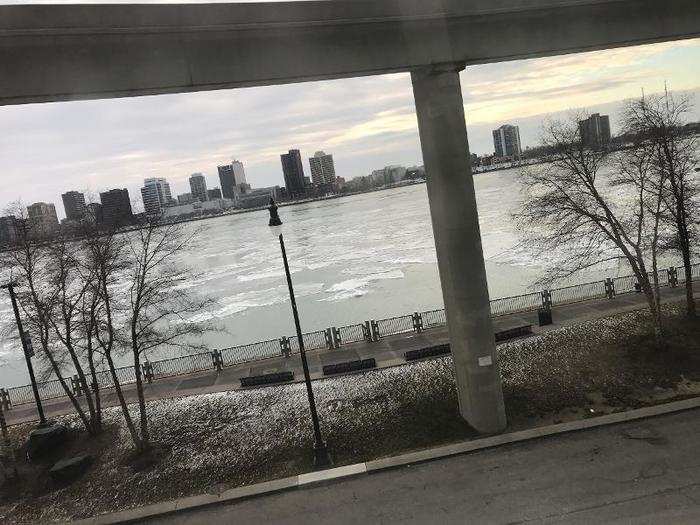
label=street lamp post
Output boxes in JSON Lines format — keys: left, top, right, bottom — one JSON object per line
{"left": 278, "top": 234, "right": 331, "bottom": 469}
{"left": 2, "top": 282, "right": 48, "bottom": 427}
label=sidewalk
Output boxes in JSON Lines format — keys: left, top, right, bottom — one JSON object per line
{"left": 5, "top": 285, "right": 693, "bottom": 426}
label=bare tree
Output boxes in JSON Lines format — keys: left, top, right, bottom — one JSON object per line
{"left": 122, "top": 221, "right": 215, "bottom": 452}
{"left": 43, "top": 234, "right": 103, "bottom": 433}
{"left": 1, "top": 202, "right": 99, "bottom": 433}
{"left": 622, "top": 91, "right": 698, "bottom": 317}
{"left": 80, "top": 218, "right": 144, "bottom": 448}
{"left": 516, "top": 115, "right": 666, "bottom": 342}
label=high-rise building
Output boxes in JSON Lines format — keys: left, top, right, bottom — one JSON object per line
{"left": 189, "top": 173, "right": 208, "bottom": 202}
{"left": 218, "top": 160, "right": 247, "bottom": 199}
{"left": 61, "top": 190, "right": 86, "bottom": 221}
{"left": 280, "top": 149, "right": 306, "bottom": 197}
{"left": 207, "top": 188, "right": 222, "bottom": 200}
{"left": 140, "top": 178, "right": 172, "bottom": 216}
{"left": 231, "top": 160, "right": 247, "bottom": 186}
{"left": 218, "top": 164, "right": 236, "bottom": 200}
{"left": 308, "top": 151, "right": 337, "bottom": 185}
{"left": 0, "top": 216, "right": 19, "bottom": 246}
{"left": 26, "top": 202, "right": 60, "bottom": 237}
{"left": 492, "top": 124, "right": 522, "bottom": 158}
{"left": 86, "top": 203, "right": 103, "bottom": 225}
{"left": 100, "top": 188, "right": 134, "bottom": 226}
{"left": 578, "top": 113, "right": 611, "bottom": 150}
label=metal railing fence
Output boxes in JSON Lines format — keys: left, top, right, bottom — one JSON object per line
{"left": 374, "top": 314, "right": 415, "bottom": 338}
{"left": 337, "top": 323, "right": 366, "bottom": 345}
{"left": 4, "top": 263, "right": 698, "bottom": 407}
{"left": 150, "top": 352, "right": 213, "bottom": 379}
{"left": 220, "top": 339, "right": 280, "bottom": 367}
{"left": 420, "top": 308, "right": 446, "bottom": 329}
{"left": 490, "top": 292, "right": 542, "bottom": 316}
{"left": 288, "top": 330, "right": 328, "bottom": 353}
{"left": 550, "top": 280, "right": 607, "bottom": 305}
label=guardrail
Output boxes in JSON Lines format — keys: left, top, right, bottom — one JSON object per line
{"left": 2, "top": 262, "right": 698, "bottom": 407}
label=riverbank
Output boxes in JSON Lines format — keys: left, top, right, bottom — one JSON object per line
{"left": 1, "top": 302, "right": 698, "bottom": 523}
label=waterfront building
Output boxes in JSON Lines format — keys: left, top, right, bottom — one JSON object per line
{"left": 232, "top": 160, "right": 247, "bottom": 186}
{"left": 370, "top": 165, "right": 406, "bottom": 186}
{"left": 26, "top": 201, "right": 59, "bottom": 237}
{"left": 218, "top": 164, "right": 236, "bottom": 199}
{"left": 140, "top": 177, "right": 172, "bottom": 217}
{"left": 100, "top": 188, "right": 134, "bottom": 226}
{"left": 218, "top": 159, "right": 247, "bottom": 199}
{"left": 309, "top": 151, "right": 337, "bottom": 185}
{"left": 579, "top": 113, "right": 611, "bottom": 150}
{"left": 492, "top": 124, "right": 522, "bottom": 158}
{"left": 207, "top": 188, "right": 222, "bottom": 200}
{"left": 85, "top": 202, "right": 103, "bottom": 225}
{"left": 189, "top": 173, "right": 208, "bottom": 202}
{"left": 177, "top": 192, "right": 194, "bottom": 205}
{"left": 161, "top": 198, "right": 236, "bottom": 220}
{"left": 61, "top": 190, "right": 86, "bottom": 221}
{"left": 0, "top": 215, "right": 19, "bottom": 246}
{"left": 235, "top": 186, "right": 280, "bottom": 209}
{"left": 280, "top": 149, "right": 306, "bottom": 197}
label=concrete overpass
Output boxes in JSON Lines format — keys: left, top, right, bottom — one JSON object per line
{"left": 1, "top": 0, "right": 699, "bottom": 434}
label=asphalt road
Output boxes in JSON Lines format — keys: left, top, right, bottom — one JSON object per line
{"left": 145, "top": 408, "right": 700, "bottom": 524}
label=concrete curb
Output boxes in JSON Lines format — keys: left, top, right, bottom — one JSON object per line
{"left": 70, "top": 396, "right": 700, "bottom": 524}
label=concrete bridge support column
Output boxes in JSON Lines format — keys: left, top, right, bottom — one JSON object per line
{"left": 411, "top": 63, "right": 506, "bottom": 434}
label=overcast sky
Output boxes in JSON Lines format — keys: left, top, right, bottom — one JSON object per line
{"left": 1, "top": 5, "right": 699, "bottom": 218}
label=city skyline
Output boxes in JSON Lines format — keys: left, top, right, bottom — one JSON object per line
{"left": 1, "top": 38, "right": 699, "bottom": 218}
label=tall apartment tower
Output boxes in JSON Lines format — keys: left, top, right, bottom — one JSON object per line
{"left": 61, "top": 190, "right": 86, "bottom": 221}
{"left": 578, "top": 113, "right": 611, "bottom": 150}
{"left": 189, "top": 173, "right": 208, "bottom": 202}
{"left": 231, "top": 160, "right": 247, "bottom": 186}
{"left": 100, "top": 188, "right": 134, "bottom": 226}
{"left": 27, "top": 202, "right": 59, "bottom": 237}
{"left": 0, "top": 216, "right": 19, "bottom": 246}
{"left": 308, "top": 151, "right": 337, "bottom": 185}
{"left": 280, "top": 149, "right": 306, "bottom": 197}
{"left": 492, "top": 124, "right": 522, "bottom": 158}
{"left": 217, "top": 164, "right": 236, "bottom": 199}
{"left": 140, "top": 178, "right": 172, "bottom": 216}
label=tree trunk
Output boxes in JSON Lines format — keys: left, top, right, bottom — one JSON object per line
{"left": 680, "top": 237, "right": 696, "bottom": 317}
{"left": 639, "top": 277, "right": 664, "bottom": 348}
{"left": 86, "top": 347, "right": 102, "bottom": 433}
{"left": 106, "top": 353, "right": 141, "bottom": 449}
{"left": 132, "top": 349, "right": 150, "bottom": 452}
{"left": 43, "top": 347, "right": 93, "bottom": 431}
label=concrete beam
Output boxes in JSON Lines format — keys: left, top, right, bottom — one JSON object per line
{"left": 1, "top": 0, "right": 699, "bottom": 105}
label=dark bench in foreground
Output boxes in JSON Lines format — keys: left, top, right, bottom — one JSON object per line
{"left": 323, "top": 358, "right": 376, "bottom": 376}
{"left": 240, "top": 371, "right": 294, "bottom": 387}
{"left": 494, "top": 324, "right": 533, "bottom": 342}
{"left": 405, "top": 324, "right": 533, "bottom": 361}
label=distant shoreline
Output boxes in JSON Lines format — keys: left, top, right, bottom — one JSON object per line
{"left": 153, "top": 160, "right": 543, "bottom": 229}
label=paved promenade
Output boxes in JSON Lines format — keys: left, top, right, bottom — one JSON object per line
{"left": 149, "top": 407, "right": 700, "bottom": 524}
{"left": 4, "top": 286, "right": 693, "bottom": 426}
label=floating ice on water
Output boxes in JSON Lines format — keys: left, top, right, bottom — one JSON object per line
{"left": 322, "top": 269, "right": 405, "bottom": 301}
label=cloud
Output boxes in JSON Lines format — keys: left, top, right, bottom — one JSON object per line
{"left": 0, "top": 36, "right": 699, "bottom": 217}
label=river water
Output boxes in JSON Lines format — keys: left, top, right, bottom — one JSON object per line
{"left": 0, "top": 167, "right": 640, "bottom": 387}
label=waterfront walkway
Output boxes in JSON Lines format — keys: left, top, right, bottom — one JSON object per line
{"left": 4, "top": 286, "right": 694, "bottom": 426}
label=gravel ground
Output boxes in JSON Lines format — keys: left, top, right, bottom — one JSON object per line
{"left": 1, "top": 303, "right": 699, "bottom": 523}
